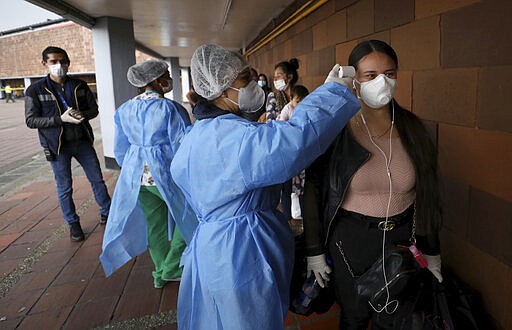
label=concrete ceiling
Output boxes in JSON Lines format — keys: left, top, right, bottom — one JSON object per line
{"left": 26, "top": 0, "right": 295, "bottom": 66}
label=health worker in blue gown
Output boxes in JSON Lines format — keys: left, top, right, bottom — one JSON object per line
{"left": 170, "top": 44, "right": 361, "bottom": 330}
{"left": 100, "top": 60, "right": 198, "bottom": 288}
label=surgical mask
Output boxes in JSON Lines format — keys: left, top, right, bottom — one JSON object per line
{"left": 228, "top": 80, "right": 265, "bottom": 113}
{"left": 355, "top": 74, "right": 397, "bottom": 109}
{"left": 160, "top": 79, "right": 173, "bottom": 93}
{"left": 48, "top": 63, "right": 68, "bottom": 77}
{"left": 258, "top": 81, "right": 266, "bottom": 88}
{"left": 273, "top": 79, "right": 287, "bottom": 91}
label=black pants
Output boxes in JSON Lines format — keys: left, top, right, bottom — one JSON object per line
{"left": 280, "top": 179, "right": 292, "bottom": 220}
{"left": 327, "top": 206, "right": 414, "bottom": 330}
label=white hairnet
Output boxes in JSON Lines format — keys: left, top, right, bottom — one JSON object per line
{"left": 191, "top": 44, "right": 249, "bottom": 100}
{"left": 127, "top": 59, "right": 169, "bottom": 87}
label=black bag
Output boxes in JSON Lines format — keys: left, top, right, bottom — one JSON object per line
{"left": 289, "top": 233, "right": 336, "bottom": 316}
{"left": 394, "top": 270, "right": 491, "bottom": 330}
{"left": 354, "top": 245, "right": 418, "bottom": 310}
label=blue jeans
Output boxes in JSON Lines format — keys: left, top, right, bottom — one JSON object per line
{"left": 49, "top": 141, "right": 111, "bottom": 225}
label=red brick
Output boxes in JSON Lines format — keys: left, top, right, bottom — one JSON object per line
{"left": 375, "top": 0, "right": 414, "bottom": 31}
{"left": 0, "top": 233, "right": 21, "bottom": 251}
{"left": 335, "top": 0, "right": 358, "bottom": 11}
{"left": 63, "top": 296, "right": 118, "bottom": 329}
{"left": 478, "top": 66, "right": 512, "bottom": 133}
{"left": 361, "top": 30, "right": 390, "bottom": 45}
{"left": 0, "top": 288, "right": 45, "bottom": 318}
{"left": 123, "top": 267, "right": 155, "bottom": 294}
{"left": 307, "top": 46, "right": 336, "bottom": 78}
{"left": 441, "top": 0, "right": 512, "bottom": 67}
{"left": 284, "top": 311, "right": 298, "bottom": 327}
{"left": 0, "top": 316, "right": 23, "bottom": 329}
{"left": 12, "top": 229, "right": 52, "bottom": 246}
{"left": 391, "top": 16, "right": 440, "bottom": 70}
{"left": 468, "top": 188, "right": 512, "bottom": 266}
{"left": 112, "top": 289, "right": 161, "bottom": 322}
{"left": 292, "top": 29, "right": 313, "bottom": 57}
{"left": 415, "top": 0, "right": 479, "bottom": 19}
{"left": 70, "top": 242, "right": 102, "bottom": 263}
{"left": 438, "top": 124, "right": 512, "bottom": 202}
{"left": 52, "top": 260, "right": 98, "bottom": 286}
{"left": 413, "top": 68, "right": 477, "bottom": 126}
{"left": 394, "top": 70, "right": 412, "bottom": 109}
{"left": 469, "top": 250, "right": 510, "bottom": 327}
{"left": 30, "top": 282, "right": 86, "bottom": 314}
{"left": 304, "top": 0, "right": 336, "bottom": 31}
{"left": 347, "top": 0, "right": 374, "bottom": 40}
{"left": 31, "top": 249, "right": 76, "bottom": 272}
{"left": 326, "top": 9, "right": 347, "bottom": 46}
{"left": 17, "top": 306, "right": 72, "bottom": 330}
{"left": 312, "top": 21, "right": 328, "bottom": 51}
{"left": 10, "top": 266, "right": 61, "bottom": 293}
{"left": 440, "top": 176, "right": 470, "bottom": 238}
{"left": 80, "top": 271, "right": 129, "bottom": 301}
{"left": 503, "top": 269, "right": 512, "bottom": 329}
{"left": 335, "top": 40, "right": 358, "bottom": 65}
{"left": 160, "top": 281, "right": 180, "bottom": 312}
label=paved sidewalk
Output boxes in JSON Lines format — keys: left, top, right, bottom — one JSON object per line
{"left": 0, "top": 101, "right": 341, "bottom": 329}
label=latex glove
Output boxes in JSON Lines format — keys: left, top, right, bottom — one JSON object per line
{"left": 307, "top": 254, "right": 332, "bottom": 288}
{"left": 424, "top": 254, "right": 443, "bottom": 283}
{"left": 61, "top": 108, "right": 84, "bottom": 124}
{"left": 324, "top": 64, "right": 355, "bottom": 88}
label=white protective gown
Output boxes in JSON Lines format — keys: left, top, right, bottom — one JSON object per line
{"left": 171, "top": 82, "right": 360, "bottom": 329}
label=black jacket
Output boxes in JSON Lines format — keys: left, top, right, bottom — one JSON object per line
{"left": 303, "top": 106, "right": 441, "bottom": 256}
{"left": 25, "top": 75, "right": 98, "bottom": 155}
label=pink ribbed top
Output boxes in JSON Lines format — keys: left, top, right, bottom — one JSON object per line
{"left": 341, "top": 124, "right": 416, "bottom": 217}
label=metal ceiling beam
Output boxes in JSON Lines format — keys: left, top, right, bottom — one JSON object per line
{"left": 25, "top": 0, "right": 96, "bottom": 28}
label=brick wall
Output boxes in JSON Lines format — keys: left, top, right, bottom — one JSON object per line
{"left": 0, "top": 21, "right": 154, "bottom": 81}
{"left": 248, "top": 0, "right": 511, "bottom": 328}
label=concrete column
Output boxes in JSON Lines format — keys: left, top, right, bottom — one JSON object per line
{"left": 167, "top": 57, "right": 182, "bottom": 103}
{"left": 24, "top": 77, "right": 31, "bottom": 89}
{"left": 92, "top": 17, "right": 137, "bottom": 169}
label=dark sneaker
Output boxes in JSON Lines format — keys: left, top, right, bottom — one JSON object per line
{"left": 70, "top": 222, "right": 85, "bottom": 242}
{"left": 100, "top": 214, "right": 108, "bottom": 225}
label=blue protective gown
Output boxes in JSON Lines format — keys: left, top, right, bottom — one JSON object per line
{"left": 171, "top": 82, "right": 360, "bottom": 329}
{"left": 100, "top": 97, "right": 198, "bottom": 277}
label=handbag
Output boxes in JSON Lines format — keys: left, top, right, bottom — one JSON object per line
{"left": 354, "top": 245, "right": 418, "bottom": 310}
{"left": 335, "top": 206, "right": 420, "bottom": 311}
{"left": 393, "top": 269, "right": 488, "bottom": 330}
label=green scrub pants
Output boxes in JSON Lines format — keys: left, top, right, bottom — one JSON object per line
{"left": 138, "top": 185, "right": 186, "bottom": 288}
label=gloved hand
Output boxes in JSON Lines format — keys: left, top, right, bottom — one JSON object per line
{"left": 307, "top": 254, "right": 332, "bottom": 288}
{"left": 324, "top": 64, "right": 355, "bottom": 88}
{"left": 61, "top": 108, "right": 84, "bottom": 124}
{"left": 423, "top": 254, "right": 443, "bottom": 283}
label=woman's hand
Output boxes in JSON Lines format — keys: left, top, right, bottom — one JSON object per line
{"left": 424, "top": 254, "right": 443, "bottom": 283}
{"left": 307, "top": 254, "right": 332, "bottom": 288}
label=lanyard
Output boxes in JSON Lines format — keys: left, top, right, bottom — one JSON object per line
{"left": 53, "top": 83, "right": 71, "bottom": 109}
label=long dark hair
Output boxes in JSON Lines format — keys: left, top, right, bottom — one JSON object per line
{"left": 348, "top": 39, "right": 398, "bottom": 70}
{"left": 350, "top": 40, "right": 441, "bottom": 234}
{"left": 393, "top": 101, "right": 442, "bottom": 234}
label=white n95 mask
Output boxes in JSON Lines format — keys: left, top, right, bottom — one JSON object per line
{"left": 229, "top": 80, "right": 265, "bottom": 113}
{"left": 48, "top": 63, "right": 68, "bottom": 77}
{"left": 273, "top": 79, "right": 287, "bottom": 91}
{"left": 355, "top": 74, "right": 397, "bottom": 109}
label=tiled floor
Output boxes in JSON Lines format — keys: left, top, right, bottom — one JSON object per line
{"left": 0, "top": 101, "right": 341, "bottom": 329}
